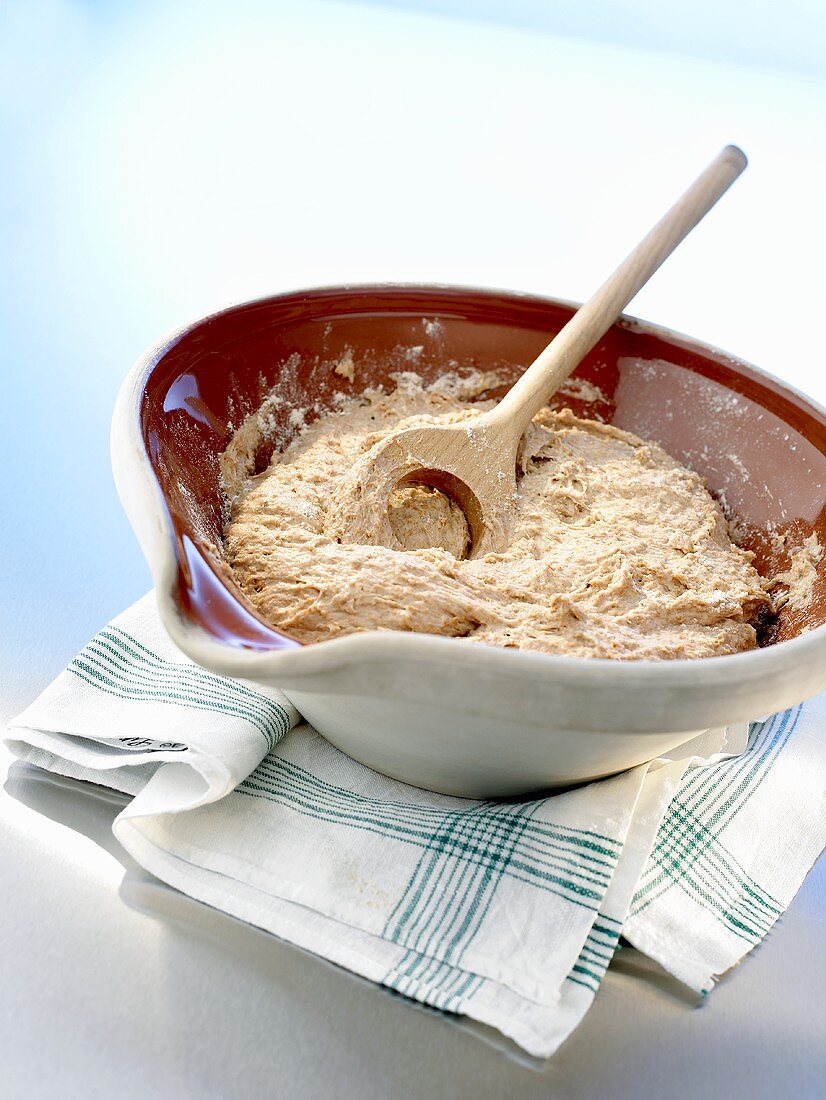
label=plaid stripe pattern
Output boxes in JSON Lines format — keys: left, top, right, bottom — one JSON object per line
{"left": 237, "top": 755, "right": 626, "bottom": 1010}
{"left": 69, "top": 627, "right": 291, "bottom": 752}
{"left": 239, "top": 757, "right": 621, "bottom": 910}
{"left": 567, "top": 916, "right": 623, "bottom": 993}
{"left": 630, "top": 708, "right": 798, "bottom": 941}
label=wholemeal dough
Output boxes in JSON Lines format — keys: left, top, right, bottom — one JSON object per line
{"left": 223, "top": 372, "right": 770, "bottom": 659}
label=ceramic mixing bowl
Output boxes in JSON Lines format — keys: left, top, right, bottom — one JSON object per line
{"left": 111, "top": 285, "right": 826, "bottom": 796}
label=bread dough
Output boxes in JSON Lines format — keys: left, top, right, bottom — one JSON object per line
{"left": 769, "top": 532, "right": 823, "bottom": 613}
{"left": 223, "top": 372, "right": 769, "bottom": 659}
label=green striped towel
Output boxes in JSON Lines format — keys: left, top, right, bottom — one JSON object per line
{"left": 5, "top": 594, "right": 825, "bottom": 1057}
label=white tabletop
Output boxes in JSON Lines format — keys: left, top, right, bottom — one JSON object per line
{"left": 2, "top": 2, "right": 825, "bottom": 1095}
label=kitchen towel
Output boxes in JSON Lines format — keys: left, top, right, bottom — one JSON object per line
{"left": 5, "top": 594, "right": 825, "bottom": 1057}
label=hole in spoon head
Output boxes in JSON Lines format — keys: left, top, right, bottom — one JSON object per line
{"left": 389, "top": 468, "right": 485, "bottom": 560}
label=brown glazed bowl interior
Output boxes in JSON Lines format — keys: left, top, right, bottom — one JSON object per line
{"left": 139, "top": 284, "right": 826, "bottom": 654}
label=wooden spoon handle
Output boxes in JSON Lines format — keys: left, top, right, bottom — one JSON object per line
{"left": 491, "top": 145, "right": 747, "bottom": 435}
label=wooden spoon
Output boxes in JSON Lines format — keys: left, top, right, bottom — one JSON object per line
{"left": 338, "top": 145, "right": 747, "bottom": 558}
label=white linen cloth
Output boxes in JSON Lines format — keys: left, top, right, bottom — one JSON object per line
{"left": 5, "top": 594, "right": 825, "bottom": 1057}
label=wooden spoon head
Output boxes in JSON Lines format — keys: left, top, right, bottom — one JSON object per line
{"left": 325, "top": 421, "right": 518, "bottom": 558}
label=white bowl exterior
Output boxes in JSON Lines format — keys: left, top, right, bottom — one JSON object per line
{"left": 283, "top": 688, "right": 705, "bottom": 797}
{"left": 111, "top": 289, "right": 826, "bottom": 797}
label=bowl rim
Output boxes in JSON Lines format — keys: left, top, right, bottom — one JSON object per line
{"left": 111, "top": 281, "right": 826, "bottom": 693}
